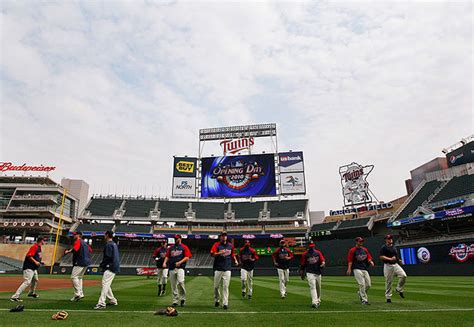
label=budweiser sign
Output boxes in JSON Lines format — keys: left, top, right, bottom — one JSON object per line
{"left": 0, "top": 162, "right": 56, "bottom": 173}
{"left": 220, "top": 137, "right": 254, "bottom": 155}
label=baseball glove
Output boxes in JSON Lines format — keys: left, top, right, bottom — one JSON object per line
{"left": 166, "top": 306, "right": 178, "bottom": 317}
{"left": 51, "top": 310, "right": 69, "bottom": 320}
{"left": 154, "top": 307, "right": 178, "bottom": 317}
{"left": 9, "top": 305, "right": 24, "bottom": 312}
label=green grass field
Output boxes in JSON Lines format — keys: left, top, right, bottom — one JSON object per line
{"left": 1, "top": 274, "right": 473, "bottom": 326}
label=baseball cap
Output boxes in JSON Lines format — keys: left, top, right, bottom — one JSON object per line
{"left": 384, "top": 234, "right": 393, "bottom": 240}
{"left": 244, "top": 239, "right": 250, "bottom": 244}
{"left": 355, "top": 237, "right": 364, "bottom": 242}
{"left": 279, "top": 239, "right": 286, "bottom": 244}
{"left": 220, "top": 232, "right": 227, "bottom": 236}
{"left": 72, "top": 231, "right": 82, "bottom": 236}
{"left": 174, "top": 234, "right": 182, "bottom": 239}
{"left": 308, "top": 240, "right": 315, "bottom": 247}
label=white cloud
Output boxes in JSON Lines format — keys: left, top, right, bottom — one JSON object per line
{"left": 0, "top": 1, "right": 472, "bottom": 212}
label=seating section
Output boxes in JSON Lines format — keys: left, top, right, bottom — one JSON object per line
{"left": 430, "top": 175, "right": 474, "bottom": 203}
{"left": 267, "top": 200, "right": 307, "bottom": 217}
{"left": 123, "top": 200, "right": 157, "bottom": 217}
{"left": 395, "top": 180, "right": 442, "bottom": 220}
{"left": 115, "top": 224, "right": 152, "bottom": 233}
{"left": 86, "top": 198, "right": 123, "bottom": 216}
{"left": 76, "top": 223, "right": 114, "bottom": 232}
{"left": 231, "top": 202, "right": 264, "bottom": 219}
{"left": 336, "top": 217, "right": 371, "bottom": 229}
{"left": 310, "top": 222, "right": 338, "bottom": 232}
{"left": 0, "top": 255, "right": 22, "bottom": 271}
{"left": 158, "top": 201, "right": 189, "bottom": 218}
{"left": 193, "top": 202, "right": 226, "bottom": 219}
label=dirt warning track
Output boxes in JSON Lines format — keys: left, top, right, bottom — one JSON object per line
{"left": 0, "top": 276, "right": 100, "bottom": 292}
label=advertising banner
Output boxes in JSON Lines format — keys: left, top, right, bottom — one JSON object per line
{"left": 278, "top": 152, "right": 304, "bottom": 173}
{"left": 280, "top": 172, "right": 306, "bottom": 194}
{"left": 173, "top": 157, "right": 197, "bottom": 177}
{"left": 200, "top": 154, "right": 276, "bottom": 198}
{"left": 172, "top": 177, "right": 196, "bottom": 197}
{"left": 446, "top": 141, "right": 474, "bottom": 167}
{"left": 400, "top": 240, "right": 474, "bottom": 265}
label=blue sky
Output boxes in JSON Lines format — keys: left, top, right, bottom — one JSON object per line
{"left": 1, "top": 1, "right": 472, "bottom": 212}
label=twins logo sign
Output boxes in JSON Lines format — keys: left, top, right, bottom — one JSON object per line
{"left": 339, "top": 162, "right": 374, "bottom": 206}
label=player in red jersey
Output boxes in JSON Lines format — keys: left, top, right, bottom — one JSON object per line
{"left": 11, "top": 237, "right": 45, "bottom": 301}
{"left": 347, "top": 237, "right": 375, "bottom": 305}
{"left": 211, "top": 232, "right": 238, "bottom": 309}
{"left": 272, "top": 239, "right": 294, "bottom": 299}
{"left": 238, "top": 240, "right": 259, "bottom": 299}
{"left": 299, "top": 240, "right": 325, "bottom": 308}
{"left": 163, "top": 235, "right": 192, "bottom": 307}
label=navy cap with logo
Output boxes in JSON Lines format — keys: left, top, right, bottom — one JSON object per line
{"left": 355, "top": 237, "right": 364, "bottom": 242}
{"left": 220, "top": 232, "right": 227, "bottom": 236}
{"left": 384, "top": 234, "right": 393, "bottom": 240}
{"left": 174, "top": 234, "right": 182, "bottom": 239}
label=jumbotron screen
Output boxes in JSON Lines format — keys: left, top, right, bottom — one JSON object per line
{"left": 200, "top": 154, "right": 276, "bottom": 198}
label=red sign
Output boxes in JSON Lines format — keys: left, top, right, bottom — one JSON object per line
{"left": 136, "top": 267, "right": 157, "bottom": 276}
{"left": 220, "top": 137, "right": 255, "bottom": 155}
{"left": 0, "top": 162, "right": 56, "bottom": 173}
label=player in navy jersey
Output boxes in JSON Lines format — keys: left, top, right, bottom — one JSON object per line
{"left": 347, "top": 237, "right": 375, "bottom": 305}
{"left": 380, "top": 234, "right": 407, "bottom": 303}
{"left": 152, "top": 240, "right": 169, "bottom": 296}
{"left": 272, "top": 239, "right": 294, "bottom": 299}
{"left": 211, "top": 232, "right": 238, "bottom": 309}
{"left": 163, "top": 235, "right": 192, "bottom": 307}
{"left": 300, "top": 241, "right": 325, "bottom": 308}
{"left": 11, "top": 237, "right": 45, "bottom": 301}
{"left": 64, "top": 231, "right": 92, "bottom": 301}
{"left": 238, "top": 240, "right": 259, "bottom": 299}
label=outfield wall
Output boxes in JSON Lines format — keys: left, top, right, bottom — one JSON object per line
{"left": 0, "top": 244, "right": 68, "bottom": 267}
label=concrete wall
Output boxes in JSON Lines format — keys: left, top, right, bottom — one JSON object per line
{"left": 0, "top": 243, "right": 67, "bottom": 266}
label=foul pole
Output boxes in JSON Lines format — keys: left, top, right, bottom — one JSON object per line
{"left": 50, "top": 189, "right": 67, "bottom": 274}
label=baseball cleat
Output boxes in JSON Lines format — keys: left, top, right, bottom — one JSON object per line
{"left": 362, "top": 301, "right": 371, "bottom": 305}
{"left": 215, "top": 301, "right": 220, "bottom": 307}
{"left": 386, "top": 299, "right": 392, "bottom": 303}
{"left": 311, "top": 304, "right": 317, "bottom": 309}
{"left": 28, "top": 293, "right": 39, "bottom": 298}
{"left": 10, "top": 297, "right": 23, "bottom": 302}
{"left": 171, "top": 303, "right": 178, "bottom": 307}
{"left": 223, "top": 305, "right": 228, "bottom": 310}
{"left": 108, "top": 301, "right": 118, "bottom": 306}
{"left": 180, "top": 300, "right": 185, "bottom": 307}
{"left": 248, "top": 295, "right": 252, "bottom": 300}
{"left": 93, "top": 304, "right": 106, "bottom": 310}
{"left": 70, "top": 295, "right": 84, "bottom": 302}
{"left": 242, "top": 292, "right": 246, "bottom": 298}
{"left": 397, "top": 290, "right": 405, "bottom": 298}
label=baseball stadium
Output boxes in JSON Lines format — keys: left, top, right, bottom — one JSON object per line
{"left": 0, "top": 124, "right": 473, "bottom": 326}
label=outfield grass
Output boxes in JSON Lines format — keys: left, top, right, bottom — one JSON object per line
{"left": 0, "top": 275, "right": 473, "bottom": 326}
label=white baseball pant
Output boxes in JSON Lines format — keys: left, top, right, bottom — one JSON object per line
{"left": 12, "top": 269, "right": 38, "bottom": 298}
{"left": 306, "top": 273, "right": 322, "bottom": 305}
{"left": 277, "top": 268, "right": 289, "bottom": 297}
{"left": 71, "top": 266, "right": 88, "bottom": 297}
{"left": 169, "top": 268, "right": 186, "bottom": 304}
{"left": 97, "top": 270, "right": 117, "bottom": 306}
{"left": 353, "top": 269, "right": 371, "bottom": 302}
{"left": 384, "top": 263, "right": 407, "bottom": 299}
{"left": 241, "top": 269, "right": 254, "bottom": 296}
{"left": 214, "top": 270, "right": 231, "bottom": 306}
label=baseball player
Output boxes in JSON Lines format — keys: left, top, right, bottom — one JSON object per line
{"left": 272, "top": 239, "right": 294, "bottom": 299}
{"left": 347, "top": 237, "right": 374, "bottom": 305}
{"left": 211, "top": 232, "right": 238, "bottom": 309}
{"left": 380, "top": 234, "right": 407, "bottom": 303}
{"left": 238, "top": 240, "right": 259, "bottom": 299}
{"left": 94, "top": 231, "right": 120, "bottom": 310}
{"left": 152, "top": 240, "right": 169, "bottom": 296}
{"left": 163, "top": 234, "right": 192, "bottom": 307}
{"left": 11, "top": 236, "right": 45, "bottom": 301}
{"left": 299, "top": 240, "right": 325, "bottom": 308}
{"left": 64, "top": 231, "right": 92, "bottom": 301}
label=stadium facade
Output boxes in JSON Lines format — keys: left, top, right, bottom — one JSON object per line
{"left": 0, "top": 131, "right": 473, "bottom": 276}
